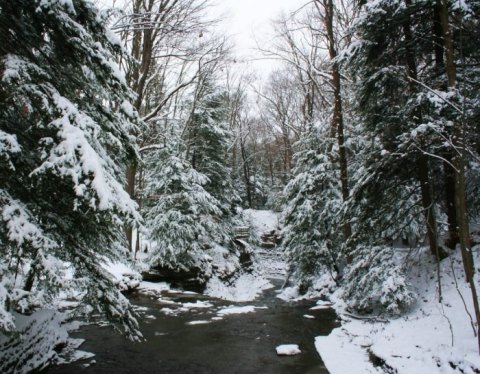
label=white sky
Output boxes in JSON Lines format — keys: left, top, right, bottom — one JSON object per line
{"left": 97, "top": 0, "right": 304, "bottom": 77}
{"left": 215, "top": 0, "right": 304, "bottom": 76}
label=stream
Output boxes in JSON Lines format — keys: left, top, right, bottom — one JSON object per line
{"left": 47, "top": 214, "right": 339, "bottom": 374}
{"left": 46, "top": 281, "right": 338, "bottom": 373}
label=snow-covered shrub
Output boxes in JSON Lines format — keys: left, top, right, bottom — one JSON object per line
{"left": 342, "top": 245, "right": 416, "bottom": 315}
{"left": 0, "top": 310, "right": 68, "bottom": 374}
{"left": 309, "top": 272, "right": 338, "bottom": 299}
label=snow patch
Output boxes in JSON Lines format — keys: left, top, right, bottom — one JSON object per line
{"left": 205, "top": 273, "right": 273, "bottom": 302}
{"left": 310, "top": 305, "right": 331, "bottom": 311}
{"left": 160, "top": 307, "right": 176, "bottom": 315}
{"left": 139, "top": 281, "right": 171, "bottom": 295}
{"left": 277, "top": 286, "right": 300, "bottom": 301}
{"left": 186, "top": 320, "right": 211, "bottom": 326}
{"left": 276, "top": 344, "right": 301, "bottom": 356}
{"left": 243, "top": 209, "right": 280, "bottom": 239}
{"left": 182, "top": 301, "right": 213, "bottom": 309}
{"left": 316, "top": 334, "right": 379, "bottom": 373}
{"left": 103, "top": 260, "right": 141, "bottom": 291}
{"left": 217, "top": 305, "right": 263, "bottom": 316}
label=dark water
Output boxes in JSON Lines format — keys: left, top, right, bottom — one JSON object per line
{"left": 47, "top": 285, "right": 338, "bottom": 374}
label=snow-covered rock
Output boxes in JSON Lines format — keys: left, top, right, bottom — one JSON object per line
{"left": 103, "top": 260, "right": 141, "bottom": 292}
{"left": 186, "top": 320, "right": 211, "bottom": 325}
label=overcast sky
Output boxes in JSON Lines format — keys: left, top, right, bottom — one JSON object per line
{"left": 98, "top": 0, "right": 304, "bottom": 76}
{"left": 215, "top": 0, "right": 303, "bottom": 75}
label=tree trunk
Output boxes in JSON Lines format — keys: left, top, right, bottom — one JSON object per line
{"left": 417, "top": 155, "right": 444, "bottom": 259}
{"left": 432, "top": 0, "right": 458, "bottom": 249}
{"left": 402, "top": 0, "right": 442, "bottom": 260}
{"left": 126, "top": 162, "right": 137, "bottom": 252}
{"left": 266, "top": 143, "right": 275, "bottom": 185}
{"left": 23, "top": 267, "right": 35, "bottom": 293}
{"left": 123, "top": 0, "right": 156, "bottom": 254}
{"left": 439, "top": 0, "right": 480, "bottom": 351}
{"left": 322, "top": 0, "right": 352, "bottom": 245}
{"left": 433, "top": 0, "right": 445, "bottom": 77}
{"left": 282, "top": 130, "right": 293, "bottom": 176}
{"left": 240, "top": 138, "right": 252, "bottom": 208}
{"left": 444, "top": 154, "right": 459, "bottom": 249}
{"left": 134, "top": 165, "right": 144, "bottom": 259}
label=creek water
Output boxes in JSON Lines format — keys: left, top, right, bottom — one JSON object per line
{"left": 46, "top": 282, "right": 338, "bottom": 374}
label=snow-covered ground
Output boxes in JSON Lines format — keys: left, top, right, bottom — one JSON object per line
{"left": 242, "top": 208, "right": 281, "bottom": 240}
{"left": 205, "top": 273, "right": 273, "bottom": 301}
{"left": 315, "top": 247, "right": 480, "bottom": 374}
{"left": 242, "top": 209, "right": 288, "bottom": 280}
{"left": 202, "top": 209, "right": 285, "bottom": 301}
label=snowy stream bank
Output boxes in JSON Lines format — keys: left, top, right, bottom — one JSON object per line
{"left": 315, "top": 247, "right": 480, "bottom": 374}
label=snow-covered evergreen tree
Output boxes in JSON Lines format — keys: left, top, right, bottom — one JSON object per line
{"left": 341, "top": 176, "right": 420, "bottom": 315}
{"left": 0, "top": 0, "right": 141, "bottom": 339}
{"left": 346, "top": 0, "right": 480, "bottom": 253}
{"left": 345, "top": 146, "right": 426, "bottom": 247}
{"left": 144, "top": 133, "right": 222, "bottom": 270}
{"left": 336, "top": 0, "right": 480, "bottom": 315}
{"left": 188, "top": 84, "right": 241, "bottom": 225}
{"left": 341, "top": 245, "right": 416, "bottom": 315}
{"left": 281, "top": 123, "right": 343, "bottom": 289}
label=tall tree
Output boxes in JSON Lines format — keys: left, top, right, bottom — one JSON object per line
{"left": 116, "top": 0, "right": 213, "bottom": 250}
{"left": 282, "top": 121, "right": 343, "bottom": 289}
{"left": 314, "top": 0, "right": 352, "bottom": 243}
{"left": 347, "top": 0, "right": 448, "bottom": 258}
{"left": 187, "top": 80, "right": 240, "bottom": 221}
{"left": 274, "top": 0, "right": 357, "bottom": 287}
{"left": 438, "top": 0, "right": 480, "bottom": 349}
{"left": 0, "top": 0, "right": 141, "bottom": 339}
{"left": 143, "top": 133, "right": 222, "bottom": 270}
{"left": 344, "top": 0, "right": 480, "bottom": 315}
